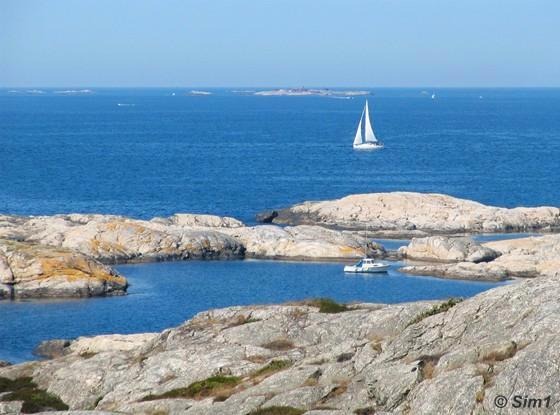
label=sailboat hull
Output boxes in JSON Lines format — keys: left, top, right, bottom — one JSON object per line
{"left": 353, "top": 142, "right": 383, "bottom": 150}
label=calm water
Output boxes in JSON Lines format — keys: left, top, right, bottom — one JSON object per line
{"left": 0, "top": 88, "right": 555, "bottom": 362}
{"left": 1, "top": 88, "right": 560, "bottom": 222}
{"left": 0, "top": 260, "right": 505, "bottom": 363}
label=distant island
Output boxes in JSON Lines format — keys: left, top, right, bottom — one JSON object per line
{"left": 189, "top": 90, "right": 212, "bottom": 96}
{"left": 254, "top": 87, "right": 370, "bottom": 97}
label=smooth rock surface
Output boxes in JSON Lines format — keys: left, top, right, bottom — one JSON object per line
{"left": 221, "top": 225, "right": 386, "bottom": 259}
{"left": 0, "top": 213, "right": 384, "bottom": 263}
{"left": 398, "top": 236, "right": 500, "bottom": 263}
{"left": 401, "top": 233, "right": 560, "bottom": 281}
{"left": 3, "top": 274, "right": 560, "bottom": 414}
{"left": 265, "top": 192, "right": 560, "bottom": 236}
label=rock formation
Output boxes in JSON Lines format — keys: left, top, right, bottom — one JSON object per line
{"left": 0, "top": 213, "right": 384, "bottom": 299}
{"left": 400, "top": 234, "right": 560, "bottom": 281}
{"left": 1, "top": 274, "right": 559, "bottom": 414}
{"left": 263, "top": 192, "right": 560, "bottom": 237}
{"left": 398, "top": 236, "right": 499, "bottom": 263}
{"left": 0, "top": 239, "right": 127, "bottom": 299}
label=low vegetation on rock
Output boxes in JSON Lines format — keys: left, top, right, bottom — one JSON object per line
{"left": 408, "top": 298, "right": 462, "bottom": 326}
{"left": 141, "top": 375, "right": 241, "bottom": 401}
{"left": 249, "top": 406, "right": 305, "bottom": 415}
{"left": 0, "top": 376, "right": 68, "bottom": 413}
{"left": 306, "top": 298, "right": 349, "bottom": 313}
{"left": 252, "top": 360, "right": 292, "bottom": 379}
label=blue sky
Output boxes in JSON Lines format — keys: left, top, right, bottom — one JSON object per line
{"left": 1, "top": 0, "right": 559, "bottom": 87}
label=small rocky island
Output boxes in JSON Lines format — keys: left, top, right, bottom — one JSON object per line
{"left": 254, "top": 88, "right": 370, "bottom": 97}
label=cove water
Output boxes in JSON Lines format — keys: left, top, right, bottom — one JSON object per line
{"left": 0, "top": 260, "right": 505, "bottom": 363}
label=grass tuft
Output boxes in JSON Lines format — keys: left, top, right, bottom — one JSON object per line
{"left": 249, "top": 406, "right": 305, "bottom": 415}
{"left": 261, "top": 338, "right": 295, "bottom": 351}
{"left": 141, "top": 375, "right": 241, "bottom": 401}
{"left": 252, "top": 360, "right": 292, "bottom": 378}
{"left": 0, "top": 376, "right": 68, "bottom": 413}
{"left": 354, "top": 407, "right": 376, "bottom": 414}
{"left": 408, "top": 298, "right": 462, "bottom": 326}
{"left": 306, "top": 298, "right": 349, "bottom": 313}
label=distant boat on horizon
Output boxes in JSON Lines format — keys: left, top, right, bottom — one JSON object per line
{"left": 353, "top": 100, "right": 383, "bottom": 150}
{"left": 431, "top": 93, "right": 436, "bottom": 99}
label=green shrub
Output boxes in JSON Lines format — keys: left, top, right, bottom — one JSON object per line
{"left": 307, "top": 298, "right": 348, "bottom": 313}
{"left": 141, "top": 375, "right": 241, "bottom": 401}
{"left": 249, "top": 406, "right": 305, "bottom": 415}
{"left": 261, "top": 339, "right": 295, "bottom": 351}
{"left": 0, "top": 376, "right": 68, "bottom": 413}
{"left": 252, "top": 360, "right": 292, "bottom": 378}
{"left": 408, "top": 298, "right": 463, "bottom": 326}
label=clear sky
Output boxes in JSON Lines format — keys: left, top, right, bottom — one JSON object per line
{"left": 1, "top": 0, "right": 559, "bottom": 87}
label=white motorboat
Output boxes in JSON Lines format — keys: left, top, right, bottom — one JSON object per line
{"left": 344, "top": 258, "right": 390, "bottom": 273}
{"left": 353, "top": 100, "right": 383, "bottom": 150}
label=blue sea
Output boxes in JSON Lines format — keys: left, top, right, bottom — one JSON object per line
{"left": 0, "top": 88, "right": 558, "bottom": 362}
{"left": 1, "top": 88, "right": 560, "bottom": 221}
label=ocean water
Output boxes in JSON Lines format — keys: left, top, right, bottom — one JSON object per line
{"left": 0, "top": 260, "right": 506, "bottom": 363}
{"left": 0, "top": 88, "right": 556, "bottom": 362}
{"left": 1, "top": 88, "right": 560, "bottom": 222}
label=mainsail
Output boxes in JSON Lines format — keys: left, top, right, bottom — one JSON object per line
{"left": 353, "top": 108, "right": 365, "bottom": 146}
{"left": 363, "top": 101, "right": 377, "bottom": 143}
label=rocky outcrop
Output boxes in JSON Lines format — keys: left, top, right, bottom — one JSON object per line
{"left": 2, "top": 275, "right": 560, "bottom": 414}
{"left": 0, "top": 212, "right": 388, "bottom": 299}
{"left": 221, "top": 225, "right": 385, "bottom": 260}
{"left": 400, "top": 233, "right": 560, "bottom": 281}
{"left": 398, "top": 236, "right": 500, "bottom": 263}
{"left": 0, "top": 213, "right": 385, "bottom": 264}
{"left": 0, "top": 239, "right": 127, "bottom": 299}
{"left": 264, "top": 192, "right": 560, "bottom": 237}
{"left": 0, "top": 214, "right": 246, "bottom": 264}
{"left": 34, "top": 339, "right": 72, "bottom": 359}
{"left": 400, "top": 262, "right": 509, "bottom": 281}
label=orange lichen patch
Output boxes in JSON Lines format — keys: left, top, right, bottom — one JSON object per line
{"left": 338, "top": 246, "right": 359, "bottom": 255}
{"left": 103, "top": 221, "right": 150, "bottom": 234}
{"left": 89, "top": 238, "right": 127, "bottom": 255}
{"left": 39, "top": 256, "right": 126, "bottom": 284}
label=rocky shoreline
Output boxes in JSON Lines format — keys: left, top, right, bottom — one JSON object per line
{"left": 398, "top": 234, "right": 560, "bottom": 281}
{"left": 262, "top": 192, "right": 560, "bottom": 237}
{"left": 0, "top": 211, "right": 384, "bottom": 299}
{"left": 2, "top": 273, "right": 559, "bottom": 414}
{"left": 2, "top": 192, "right": 560, "bottom": 413}
{"left": 1, "top": 192, "right": 560, "bottom": 299}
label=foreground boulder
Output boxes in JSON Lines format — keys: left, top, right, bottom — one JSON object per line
{"left": 263, "top": 192, "right": 560, "bottom": 237}
{"left": 0, "top": 239, "right": 127, "bottom": 299}
{"left": 2, "top": 275, "right": 559, "bottom": 414}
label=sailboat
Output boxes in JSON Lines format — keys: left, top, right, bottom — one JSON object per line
{"left": 353, "top": 100, "right": 383, "bottom": 150}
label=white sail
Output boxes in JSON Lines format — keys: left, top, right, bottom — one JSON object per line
{"left": 363, "top": 100, "right": 378, "bottom": 143}
{"left": 353, "top": 108, "right": 364, "bottom": 146}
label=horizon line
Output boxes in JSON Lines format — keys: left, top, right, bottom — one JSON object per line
{"left": 2, "top": 85, "right": 560, "bottom": 89}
